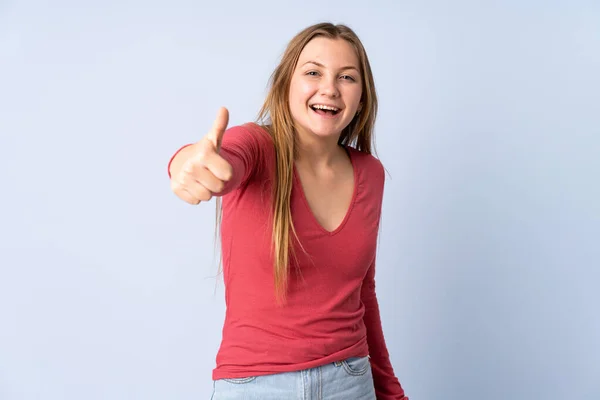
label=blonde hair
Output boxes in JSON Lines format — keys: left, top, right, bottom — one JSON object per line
{"left": 218, "top": 22, "right": 378, "bottom": 303}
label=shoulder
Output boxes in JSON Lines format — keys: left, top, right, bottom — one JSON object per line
{"left": 220, "top": 122, "right": 275, "bottom": 165}
{"left": 223, "top": 122, "right": 273, "bottom": 146}
{"left": 346, "top": 146, "right": 385, "bottom": 188}
{"left": 219, "top": 122, "right": 276, "bottom": 184}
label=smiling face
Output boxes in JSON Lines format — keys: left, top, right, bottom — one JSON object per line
{"left": 288, "top": 37, "right": 363, "bottom": 142}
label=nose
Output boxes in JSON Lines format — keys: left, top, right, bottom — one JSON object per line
{"left": 319, "top": 75, "right": 340, "bottom": 98}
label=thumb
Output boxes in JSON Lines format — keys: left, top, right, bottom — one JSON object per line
{"left": 206, "top": 107, "right": 229, "bottom": 151}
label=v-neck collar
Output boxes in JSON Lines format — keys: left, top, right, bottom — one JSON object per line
{"left": 292, "top": 146, "right": 358, "bottom": 236}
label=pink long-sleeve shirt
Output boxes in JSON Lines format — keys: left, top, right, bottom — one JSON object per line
{"left": 169, "top": 122, "right": 408, "bottom": 399}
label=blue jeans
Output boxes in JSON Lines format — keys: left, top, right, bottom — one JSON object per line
{"left": 210, "top": 356, "right": 376, "bottom": 399}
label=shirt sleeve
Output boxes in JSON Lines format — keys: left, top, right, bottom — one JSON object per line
{"left": 361, "top": 260, "right": 409, "bottom": 400}
{"left": 360, "top": 157, "right": 409, "bottom": 399}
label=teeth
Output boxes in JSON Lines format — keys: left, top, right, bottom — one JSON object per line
{"left": 312, "top": 104, "right": 339, "bottom": 112}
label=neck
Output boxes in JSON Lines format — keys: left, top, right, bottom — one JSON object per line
{"left": 295, "top": 128, "right": 346, "bottom": 167}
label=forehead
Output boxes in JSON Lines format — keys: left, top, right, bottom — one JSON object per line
{"left": 297, "top": 37, "right": 359, "bottom": 68}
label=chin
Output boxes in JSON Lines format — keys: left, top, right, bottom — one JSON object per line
{"left": 292, "top": 111, "right": 352, "bottom": 141}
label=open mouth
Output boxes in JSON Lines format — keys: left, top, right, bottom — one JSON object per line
{"left": 310, "top": 104, "right": 341, "bottom": 116}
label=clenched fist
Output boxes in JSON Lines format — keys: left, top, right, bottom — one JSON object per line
{"left": 170, "top": 107, "right": 234, "bottom": 205}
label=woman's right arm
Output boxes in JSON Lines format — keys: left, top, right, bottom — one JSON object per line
{"left": 168, "top": 107, "right": 234, "bottom": 205}
{"left": 168, "top": 107, "right": 269, "bottom": 205}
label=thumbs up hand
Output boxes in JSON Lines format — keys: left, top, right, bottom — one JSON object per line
{"left": 171, "top": 107, "right": 234, "bottom": 205}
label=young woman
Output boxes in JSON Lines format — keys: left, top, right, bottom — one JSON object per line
{"left": 168, "top": 22, "right": 409, "bottom": 400}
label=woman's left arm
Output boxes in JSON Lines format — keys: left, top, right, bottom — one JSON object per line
{"left": 361, "top": 258, "right": 409, "bottom": 400}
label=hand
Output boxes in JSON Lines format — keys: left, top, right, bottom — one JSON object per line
{"left": 170, "top": 107, "right": 233, "bottom": 205}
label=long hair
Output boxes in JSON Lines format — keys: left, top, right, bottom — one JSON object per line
{"left": 218, "top": 22, "right": 378, "bottom": 304}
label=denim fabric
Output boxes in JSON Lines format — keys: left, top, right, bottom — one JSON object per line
{"left": 210, "top": 356, "right": 376, "bottom": 399}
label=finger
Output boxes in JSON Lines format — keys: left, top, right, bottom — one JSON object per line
{"left": 206, "top": 107, "right": 229, "bottom": 150}
{"left": 177, "top": 163, "right": 221, "bottom": 198}
{"left": 177, "top": 189, "right": 201, "bottom": 205}
{"left": 171, "top": 181, "right": 201, "bottom": 205}
{"left": 193, "top": 165, "right": 226, "bottom": 194}
{"left": 182, "top": 143, "right": 232, "bottom": 182}
{"left": 201, "top": 151, "right": 234, "bottom": 182}
{"left": 182, "top": 182, "right": 213, "bottom": 203}
{"left": 175, "top": 174, "right": 213, "bottom": 202}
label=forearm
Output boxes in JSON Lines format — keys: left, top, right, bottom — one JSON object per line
{"left": 362, "top": 262, "right": 409, "bottom": 399}
{"left": 363, "top": 293, "right": 408, "bottom": 399}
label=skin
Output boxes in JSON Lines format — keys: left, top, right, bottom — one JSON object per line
{"left": 289, "top": 37, "right": 363, "bottom": 165}
{"left": 169, "top": 107, "right": 231, "bottom": 205}
{"left": 289, "top": 37, "right": 364, "bottom": 232}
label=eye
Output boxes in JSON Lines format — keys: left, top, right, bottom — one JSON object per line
{"left": 340, "top": 74, "right": 357, "bottom": 82}
{"left": 306, "top": 70, "right": 320, "bottom": 77}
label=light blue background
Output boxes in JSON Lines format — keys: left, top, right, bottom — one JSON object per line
{"left": 1, "top": 1, "right": 598, "bottom": 399}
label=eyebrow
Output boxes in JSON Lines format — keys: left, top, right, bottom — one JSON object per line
{"left": 302, "top": 60, "right": 360, "bottom": 72}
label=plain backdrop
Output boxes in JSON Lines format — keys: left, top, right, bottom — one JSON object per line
{"left": 1, "top": 1, "right": 599, "bottom": 399}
